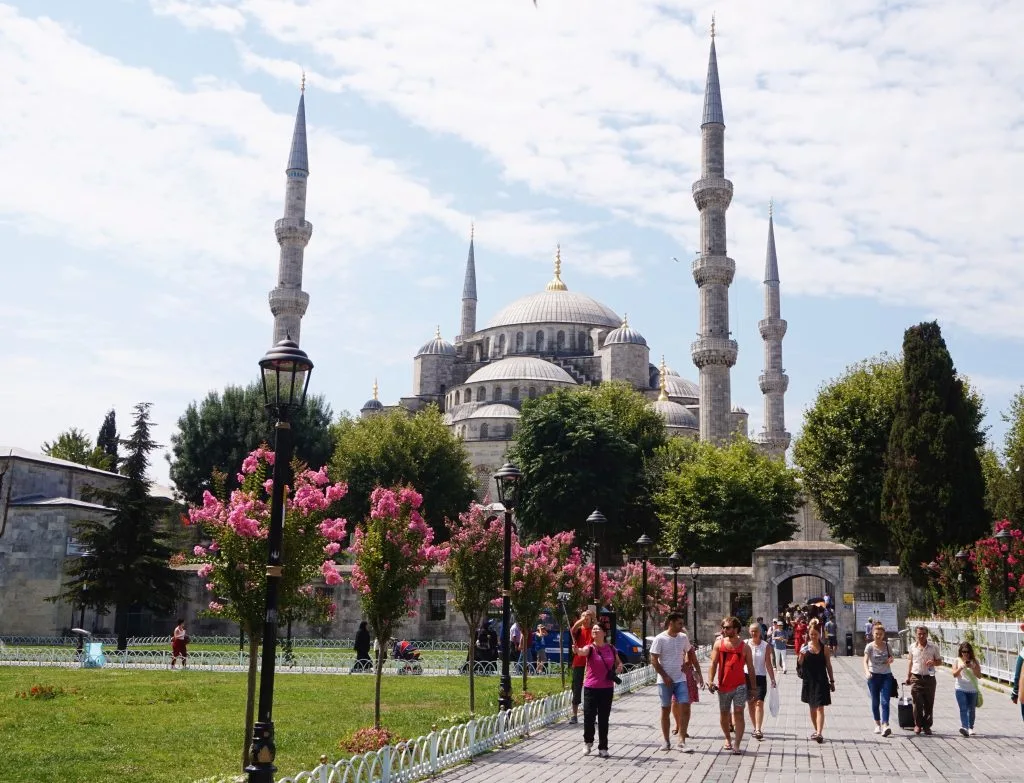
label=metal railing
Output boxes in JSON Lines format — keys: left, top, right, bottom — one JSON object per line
{"left": 275, "top": 665, "right": 656, "bottom": 783}
{"left": 912, "top": 620, "right": 1023, "bottom": 684}
{"left": 0, "top": 636, "right": 469, "bottom": 651}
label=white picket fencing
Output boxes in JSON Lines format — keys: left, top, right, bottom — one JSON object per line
{"left": 912, "top": 619, "right": 1023, "bottom": 683}
{"left": 276, "top": 664, "right": 657, "bottom": 783}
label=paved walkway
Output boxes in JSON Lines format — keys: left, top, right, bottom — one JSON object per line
{"left": 437, "top": 657, "right": 1023, "bottom": 782}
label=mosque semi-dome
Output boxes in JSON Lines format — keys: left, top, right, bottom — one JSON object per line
{"left": 603, "top": 317, "right": 647, "bottom": 347}
{"left": 652, "top": 399, "right": 699, "bottom": 429}
{"left": 665, "top": 375, "right": 700, "bottom": 399}
{"left": 468, "top": 403, "right": 521, "bottom": 420}
{"left": 464, "top": 357, "right": 576, "bottom": 385}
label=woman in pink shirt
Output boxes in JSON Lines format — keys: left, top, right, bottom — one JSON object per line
{"left": 578, "top": 623, "right": 624, "bottom": 758}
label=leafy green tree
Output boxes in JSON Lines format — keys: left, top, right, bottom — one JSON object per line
{"left": 881, "top": 322, "right": 989, "bottom": 583}
{"left": 999, "top": 387, "right": 1024, "bottom": 525}
{"left": 330, "top": 407, "right": 475, "bottom": 540}
{"left": 980, "top": 448, "right": 1018, "bottom": 524}
{"left": 509, "top": 382, "right": 666, "bottom": 553}
{"left": 656, "top": 437, "right": 801, "bottom": 566}
{"left": 96, "top": 409, "right": 119, "bottom": 471}
{"left": 42, "top": 427, "right": 113, "bottom": 471}
{"left": 792, "top": 356, "right": 901, "bottom": 562}
{"left": 52, "top": 404, "right": 182, "bottom": 650}
{"left": 168, "top": 380, "right": 334, "bottom": 505}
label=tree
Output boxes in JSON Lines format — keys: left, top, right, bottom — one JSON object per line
{"left": 96, "top": 409, "right": 119, "bottom": 471}
{"left": 331, "top": 407, "right": 476, "bottom": 540}
{"left": 42, "top": 427, "right": 113, "bottom": 471}
{"left": 980, "top": 448, "right": 1018, "bottom": 524}
{"left": 509, "top": 382, "right": 666, "bottom": 553}
{"left": 792, "top": 356, "right": 902, "bottom": 562}
{"left": 52, "top": 404, "right": 181, "bottom": 650}
{"left": 999, "top": 387, "right": 1024, "bottom": 525}
{"left": 188, "top": 446, "right": 347, "bottom": 770}
{"left": 605, "top": 560, "right": 673, "bottom": 631}
{"left": 881, "top": 322, "right": 989, "bottom": 583}
{"left": 656, "top": 437, "right": 801, "bottom": 566}
{"left": 442, "top": 503, "right": 504, "bottom": 712}
{"left": 350, "top": 486, "right": 444, "bottom": 728}
{"left": 168, "top": 381, "right": 334, "bottom": 505}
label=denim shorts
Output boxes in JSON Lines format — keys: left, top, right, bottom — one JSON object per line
{"left": 658, "top": 679, "right": 689, "bottom": 708}
{"left": 717, "top": 684, "right": 748, "bottom": 712}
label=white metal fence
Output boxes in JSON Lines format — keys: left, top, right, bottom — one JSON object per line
{"left": 275, "top": 664, "right": 657, "bottom": 783}
{"left": 0, "top": 636, "right": 469, "bottom": 651}
{"left": 912, "top": 619, "right": 1024, "bottom": 683}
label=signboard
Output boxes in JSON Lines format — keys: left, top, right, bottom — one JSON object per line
{"left": 855, "top": 601, "right": 898, "bottom": 632}
{"left": 842, "top": 593, "right": 855, "bottom": 607}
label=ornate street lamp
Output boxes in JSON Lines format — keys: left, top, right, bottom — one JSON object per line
{"left": 689, "top": 562, "right": 701, "bottom": 645}
{"left": 587, "top": 509, "right": 606, "bottom": 607}
{"left": 668, "top": 551, "right": 682, "bottom": 611}
{"left": 493, "top": 462, "right": 523, "bottom": 713}
{"left": 636, "top": 534, "right": 653, "bottom": 664}
{"left": 246, "top": 338, "right": 313, "bottom": 783}
{"left": 995, "top": 529, "right": 1013, "bottom": 610}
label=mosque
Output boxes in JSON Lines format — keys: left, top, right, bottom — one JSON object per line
{"left": 267, "top": 35, "right": 792, "bottom": 498}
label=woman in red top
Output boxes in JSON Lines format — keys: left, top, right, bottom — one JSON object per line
{"left": 792, "top": 617, "right": 808, "bottom": 657}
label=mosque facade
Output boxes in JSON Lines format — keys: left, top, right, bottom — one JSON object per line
{"left": 269, "top": 37, "right": 792, "bottom": 500}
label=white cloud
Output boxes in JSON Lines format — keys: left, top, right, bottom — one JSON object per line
{"left": 152, "top": 0, "right": 1024, "bottom": 337}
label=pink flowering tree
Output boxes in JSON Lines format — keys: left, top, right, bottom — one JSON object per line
{"left": 441, "top": 503, "right": 504, "bottom": 712}
{"left": 606, "top": 560, "right": 672, "bottom": 632}
{"left": 509, "top": 531, "right": 580, "bottom": 691}
{"left": 350, "top": 485, "right": 445, "bottom": 728}
{"left": 970, "top": 520, "right": 1024, "bottom": 614}
{"left": 187, "top": 446, "right": 348, "bottom": 770}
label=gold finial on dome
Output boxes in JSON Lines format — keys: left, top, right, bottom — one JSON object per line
{"left": 372, "top": 378, "right": 379, "bottom": 401}
{"left": 301, "top": 70, "right": 306, "bottom": 94}
{"left": 546, "top": 244, "right": 568, "bottom": 291}
{"left": 622, "top": 313, "right": 629, "bottom": 328}
{"left": 710, "top": 13, "right": 716, "bottom": 39}
{"left": 658, "top": 356, "right": 669, "bottom": 401}
{"left": 435, "top": 324, "right": 442, "bottom": 339}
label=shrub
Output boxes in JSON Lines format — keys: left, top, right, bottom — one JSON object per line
{"left": 338, "top": 726, "right": 401, "bottom": 755}
{"left": 15, "top": 684, "right": 72, "bottom": 700}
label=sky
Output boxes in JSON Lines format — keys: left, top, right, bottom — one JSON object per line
{"left": 2, "top": 0, "right": 1023, "bottom": 487}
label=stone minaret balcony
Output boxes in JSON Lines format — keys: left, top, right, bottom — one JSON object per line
{"left": 691, "top": 337, "right": 739, "bottom": 368}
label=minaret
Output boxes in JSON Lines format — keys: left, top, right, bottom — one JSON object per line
{"left": 269, "top": 76, "right": 312, "bottom": 346}
{"left": 456, "top": 224, "right": 477, "bottom": 344}
{"left": 758, "top": 201, "right": 791, "bottom": 459}
{"left": 690, "top": 18, "right": 738, "bottom": 443}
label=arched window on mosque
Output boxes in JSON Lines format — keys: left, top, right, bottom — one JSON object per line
{"left": 528, "top": 387, "right": 536, "bottom": 398}
{"left": 536, "top": 331, "right": 545, "bottom": 351}
{"left": 480, "top": 423, "right": 489, "bottom": 439}
{"left": 455, "top": 390, "right": 461, "bottom": 405}
{"left": 476, "top": 387, "right": 486, "bottom": 402}
{"left": 515, "top": 332, "right": 524, "bottom": 352}
{"left": 497, "top": 335, "right": 506, "bottom": 355}
{"left": 510, "top": 387, "right": 520, "bottom": 402}
{"left": 504, "top": 423, "right": 514, "bottom": 439}
{"left": 493, "top": 386, "right": 502, "bottom": 401}
{"left": 587, "top": 335, "right": 594, "bottom": 352}
{"left": 556, "top": 331, "right": 566, "bottom": 351}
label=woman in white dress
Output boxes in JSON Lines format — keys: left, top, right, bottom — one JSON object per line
{"left": 746, "top": 622, "right": 777, "bottom": 740}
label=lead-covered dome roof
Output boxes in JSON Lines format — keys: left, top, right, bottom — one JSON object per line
{"left": 416, "top": 327, "right": 456, "bottom": 357}
{"left": 603, "top": 316, "right": 647, "bottom": 346}
{"left": 464, "top": 357, "right": 576, "bottom": 385}
{"left": 652, "top": 399, "right": 698, "bottom": 429}
{"left": 468, "top": 404, "right": 521, "bottom": 419}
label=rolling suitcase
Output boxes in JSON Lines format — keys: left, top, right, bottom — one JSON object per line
{"left": 897, "top": 684, "right": 915, "bottom": 730}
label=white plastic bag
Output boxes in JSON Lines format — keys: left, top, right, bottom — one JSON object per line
{"left": 768, "top": 683, "right": 780, "bottom": 718}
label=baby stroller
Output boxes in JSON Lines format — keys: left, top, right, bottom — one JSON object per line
{"left": 392, "top": 640, "right": 423, "bottom": 675}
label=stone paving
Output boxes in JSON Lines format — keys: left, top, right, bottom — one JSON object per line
{"left": 436, "top": 656, "right": 1024, "bottom": 782}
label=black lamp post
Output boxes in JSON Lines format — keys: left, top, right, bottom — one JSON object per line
{"left": 995, "top": 529, "right": 1013, "bottom": 610}
{"left": 587, "top": 509, "right": 606, "bottom": 607}
{"left": 493, "top": 462, "right": 523, "bottom": 713}
{"left": 955, "top": 549, "right": 969, "bottom": 603}
{"left": 668, "top": 551, "right": 682, "bottom": 611}
{"left": 246, "top": 338, "right": 313, "bottom": 783}
{"left": 77, "top": 584, "right": 88, "bottom": 653}
{"left": 689, "top": 562, "right": 700, "bottom": 645}
{"left": 636, "top": 534, "right": 653, "bottom": 663}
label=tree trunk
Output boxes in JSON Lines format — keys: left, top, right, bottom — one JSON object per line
{"left": 521, "top": 644, "right": 528, "bottom": 693}
{"left": 374, "top": 643, "right": 385, "bottom": 728}
{"left": 241, "top": 637, "right": 259, "bottom": 771}
{"left": 115, "top": 604, "right": 129, "bottom": 651}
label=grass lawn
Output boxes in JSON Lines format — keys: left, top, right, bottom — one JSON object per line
{"left": 0, "top": 667, "right": 565, "bottom": 783}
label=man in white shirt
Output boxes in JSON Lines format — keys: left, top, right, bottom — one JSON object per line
{"left": 650, "top": 611, "right": 702, "bottom": 753}
{"left": 904, "top": 625, "right": 943, "bottom": 735}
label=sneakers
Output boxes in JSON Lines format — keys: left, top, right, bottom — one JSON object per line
{"left": 598, "top": 749, "right": 610, "bottom": 758}
{"left": 568, "top": 716, "right": 578, "bottom": 724}
{"left": 873, "top": 725, "right": 882, "bottom": 734}
{"left": 661, "top": 741, "right": 672, "bottom": 751}
{"left": 923, "top": 727, "right": 933, "bottom": 735}
{"left": 882, "top": 724, "right": 892, "bottom": 737}
{"left": 959, "top": 727, "right": 969, "bottom": 737}
{"left": 583, "top": 744, "right": 592, "bottom": 755}
{"left": 679, "top": 743, "right": 694, "bottom": 754}
{"left": 969, "top": 728, "right": 976, "bottom": 736}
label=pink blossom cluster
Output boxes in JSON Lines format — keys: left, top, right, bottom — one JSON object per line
{"left": 322, "top": 560, "right": 342, "bottom": 586}
{"left": 240, "top": 445, "right": 275, "bottom": 475}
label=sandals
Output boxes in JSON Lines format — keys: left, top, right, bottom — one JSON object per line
{"left": 815, "top": 734, "right": 824, "bottom": 744}
{"left": 723, "top": 741, "right": 733, "bottom": 751}
{"left": 753, "top": 730, "right": 763, "bottom": 740}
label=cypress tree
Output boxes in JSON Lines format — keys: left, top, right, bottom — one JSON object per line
{"left": 96, "top": 409, "right": 119, "bottom": 471}
{"left": 881, "top": 322, "right": 988, "bottom": 583}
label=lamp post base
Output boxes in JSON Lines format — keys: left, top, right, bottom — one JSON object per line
{"left": 498, "top": 674, "right": 513, "bottom": 712}
{"left": 245, "top": 720, "right": 277, "bottom": 783}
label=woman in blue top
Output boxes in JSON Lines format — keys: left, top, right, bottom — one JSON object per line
{"left": 770, "top": 620, "right": 789, "bottom": 674}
